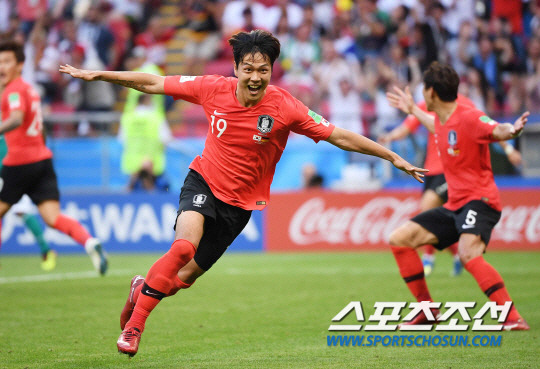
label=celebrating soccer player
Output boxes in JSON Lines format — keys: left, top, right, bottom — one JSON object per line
{"left": 0, "top": 41, "right": 108, "bottom": 275}
{"left": 61, "top": 30, "right": 427, "bottom": 357}
{"left": 386, "top": 62, "right": 529, "bottom": 330}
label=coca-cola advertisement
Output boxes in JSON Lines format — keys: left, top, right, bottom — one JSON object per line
{"left": 266, "top": 189, "right": 540, "bottom": 251}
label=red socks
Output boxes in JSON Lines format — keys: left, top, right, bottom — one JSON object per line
{"left": 391, "top": 246, "right": 433, "bottom": 302}
{"left": 464, "top": 256, "right": 521, "bottom": 321}
{"left": 127, "top": 239, "right": 197, "bottom": 331}
{"left": 53, "top": 214, "right": 91, "bottom": 246}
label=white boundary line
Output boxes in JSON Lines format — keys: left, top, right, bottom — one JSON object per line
{"left": 0, "top": 269, "right": 134, "bottom": 284}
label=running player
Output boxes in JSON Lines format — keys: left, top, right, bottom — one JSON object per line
{"left": 61, "top": 30, "right": 427, "bottom": 357}
{"left": 386, "top": 62, "right": 529, "bottom": 330}
{"left": 379, "top": 95, "right": 522, "bottom": 277}
{"left": 0, "top": 41, "right": 108, "bottom": 275}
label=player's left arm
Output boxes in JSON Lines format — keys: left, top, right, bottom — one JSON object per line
{"left": 326, "top": 126, "right": 428, "bottom": 183}
{"left": 0, "top": 109, "right": 23, "bottom": 135}
{"left": 492, "top": 111, "right": 529, "bottom": 141}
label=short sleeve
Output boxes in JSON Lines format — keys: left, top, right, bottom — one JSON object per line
{"left": 287, "top": 96, "right": 334, "bottom": 143}
{"left": 403, "top": 114, "right": 421, "bottom": 132}
{"left": 164, "top": 75, "right": 218, "bottom": 105}
{"left": 4, "top": 88, "right": 27, "bottom": 117}
{"left": 471, "top": 110, "right": 498, "bottom": 143}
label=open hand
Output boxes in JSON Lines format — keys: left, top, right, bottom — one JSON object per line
{"left": 386, "top": 86, "right": 415, "bottom": 115}
{"left": 392, "top": 156, "right": 429, "bottom": 183}
{"left": 59, "top": 64, "right": 98, "bottom": 81}
{"left": 511, "top": 111, "right": 529, "bottom": 137}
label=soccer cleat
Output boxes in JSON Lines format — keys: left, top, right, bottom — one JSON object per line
{"left": 117, "top": 327, "right": 142, "bottom": 357}
{"left": 41, "top": 250, "right": 57, "bottom": 271}
{"left": 452, "top": 258, "right": 463, "bottom": 277}
{"left": 502, "top": 318, "right": 530, "bottom": 331}
{"left": 422, "top": 256, "right": 435, "bottom": 277}
{"left": 85, "top": 238, "right": 108, "bottom": 275}
{"left": 398, "top": 309, "right": 440, "bottom": 329}
{"left": 120, "top": 275, "right": 145, "bottom": 330}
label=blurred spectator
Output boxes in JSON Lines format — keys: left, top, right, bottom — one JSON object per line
{"left": 221, "top": 0, "right": 267, "bottom": 35}
{"left": 327, "top": 78, "right": 365, "bottom": 136}
{"left": 280, "top": 23, "right": 321, "bottom": 107}
{"left": 408, "top": 22, "right": 438, "bottom": 71}
{"left": 302, "top": 163, "right": 324, "bottom": 189}
{"left": 352, "top": 0, "right": 390, "bottom": 62}
{"left": 76, "top": 3, "right": 115, "bottom": 68}
{"left": 120, "top": 93, "right": 171, "bottom": 192}
{"left": 266, "top": 0, "right": 304, "bottom": 33}
{"left": 472, "top": 35, "right": 501, "bottom": 98}
{"left": 446, "top": 19, "right": 478, "bottom": 75}
{"left": 134, "top": 15, "right": 176, "bottom": 69}
{"left": 183, "top": 0, "right": 221, "bottom": 76}
{"left": 16, "top": 0, "right": 48, "bottom": 37}
{"left": 491, "top": 0, "right": 523, "bottom": 35}
{"left": 525, "top": 36, "right": 540, "bottom": 112}
{"left": 0, "top": 0, "right": 11, "bottom": 33}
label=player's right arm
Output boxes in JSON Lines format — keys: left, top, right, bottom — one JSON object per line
{"left": 59, "top": 64, "right": 165, "bottom": 94}
{"left": 386, "top": 86, "right": 436, "bottom": 133}
{"left": 0, "top": 109, "right": 23, "bottom": 135}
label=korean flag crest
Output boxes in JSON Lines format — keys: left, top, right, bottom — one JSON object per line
{"left": 257, "top": 115, "right": 274, "bottom": 134}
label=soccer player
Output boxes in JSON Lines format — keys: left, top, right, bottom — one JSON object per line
{"left": 386, "top": 62, "right": 529, "bottom": 330}
{"left": 60, "top": 30, "right": 427, "bottom": 357}
{"left": 0, "top": 41, "right": 108, "bottom": 275}
{"left": 379, "top": 95, "right": 522, "bottom": 277}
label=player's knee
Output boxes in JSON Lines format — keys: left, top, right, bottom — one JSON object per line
{"left": 389, "top": 224, "right": 415, "bottom": 247}
{"left": 169, "top": 239, "right": 197, "bottom": 265}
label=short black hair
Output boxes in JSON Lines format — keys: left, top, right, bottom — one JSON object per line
{"left": 228, "top": 30, "right": 280, "bottom": 69}
{"left": 423, "top": 62, "right": 459, "bottom": 102}
{"left": 0, "top": 41, "right": 25, "bottom": 63}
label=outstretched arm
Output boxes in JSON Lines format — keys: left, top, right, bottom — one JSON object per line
{"left": 492, "top": 111, "right": 529, "bottom": 141}
{"left": 386, "top": 86, "right": 436, "bottom": 133}
{"left": 378, "top": 123, "right": 411, "bottom": 144}
{"left": 59, "top": 64, "right": 166, "bottom": 94}
{"left": 497, "top": 140, "right": 522, "bottom": 166}
{"left": 326, "top": 127, "right": 428, "bottom": 183}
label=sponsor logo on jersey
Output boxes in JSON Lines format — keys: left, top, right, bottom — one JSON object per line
{"left": 479, "top": 115, "right": 497, "bottom": 125}
{"left": 179, "top": 76, "right": 197, "bottom": 83}
{"left": 8, "top": 93, "right": 21, "bottom": 109}
{"left": 193, "top": 194, "right": 207, "bottom": 207}
{"left": 257, "top": 115, "right": 274, "bottom": 134}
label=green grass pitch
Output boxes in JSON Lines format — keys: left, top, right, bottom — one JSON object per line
{"left": 0, "top": 251, "right": 538, "bottom": 368}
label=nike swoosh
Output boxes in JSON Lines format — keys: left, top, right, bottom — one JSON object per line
{"left": 462, "top": 224, "right": 475, "bottom": 229}
{"left": 213, "top": 110, "right": 227, "bottom": 116}
{"left": 145, "top": 290, "right": 160, "bottom": 296}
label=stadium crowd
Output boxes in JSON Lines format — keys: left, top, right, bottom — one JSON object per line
{"left": 1, "top": 0, "right": 539, "bottom": 140}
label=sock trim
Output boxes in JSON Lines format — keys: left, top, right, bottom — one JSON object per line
{"left": 404, "top": 272, "right": 425, "bottom": 283}
{"left": 484, "top": 282, "right": 505, "bottom": 297}
{"left": 140, "top": 282, "right": 166, "bottom": 301}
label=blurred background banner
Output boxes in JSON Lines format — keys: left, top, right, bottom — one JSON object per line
{"left": 266, "top": 189, "right": 540, "bottom": 252}
{"left": 0, "top": 193, "right": 264, "bottom": 254}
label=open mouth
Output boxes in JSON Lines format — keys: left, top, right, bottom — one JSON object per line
{"left": 248, "top": 85, "right": 261, "bottom": 94}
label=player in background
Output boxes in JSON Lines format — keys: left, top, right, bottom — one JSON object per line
{"left": 379, "top": 96, "right": 523, "bottom": 277}
{"left": 0, "top": 84, "right": 56, "bottom": 271}
{"left": 386, "top": 62, "right": 529, "bottom": 330}
{"left": 0, "top": 41, "right": 108, "bottom": 275}
{"left": 61, "top": 29, "right": 428, "bottom": 357}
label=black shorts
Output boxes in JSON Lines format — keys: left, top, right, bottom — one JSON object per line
{"left": 0, "top": 158, "right": 60, "bottom": 205}
{"left": 423, "top": 174, "right": 448, "bottom": 203}
{"left": 176, "top": 170, "right": 252, "bottom": 271}
{"left": 411, "top": 200, "right": 501, "bottom": 249}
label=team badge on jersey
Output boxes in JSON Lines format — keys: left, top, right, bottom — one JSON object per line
{"left": 193, "top": 194, "right": 207, "bottom": 207}
{"left": 447, "top": 130, "right": 460, "bottom": 156}
{"left": 257, "top": 115, "right": 274, "bottom": 134}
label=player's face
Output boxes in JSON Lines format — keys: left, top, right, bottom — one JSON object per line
{"left": 234, "top": 52, "right": 272, "bottom": 107}
{"left": 0, "top": 51, "right": 22, "bottom": 87}
{"left": 423, "top": 86, "right": 434, "bottom": 111}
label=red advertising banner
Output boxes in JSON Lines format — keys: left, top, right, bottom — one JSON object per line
{"left": 266, "top": 189, "right": 540, "bottom": 251}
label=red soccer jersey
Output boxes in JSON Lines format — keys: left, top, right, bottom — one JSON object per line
{"left": 1, "top": 77, "right": 52, "bottom": 165}
{"left": 434, "top": 103, "right": 501, "bottom": 211}
{"left": 403, "top": 95, "right": 475, "bottom": 176}
{"left": 165, "top": 75, "right": 335, "bottom": 210}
